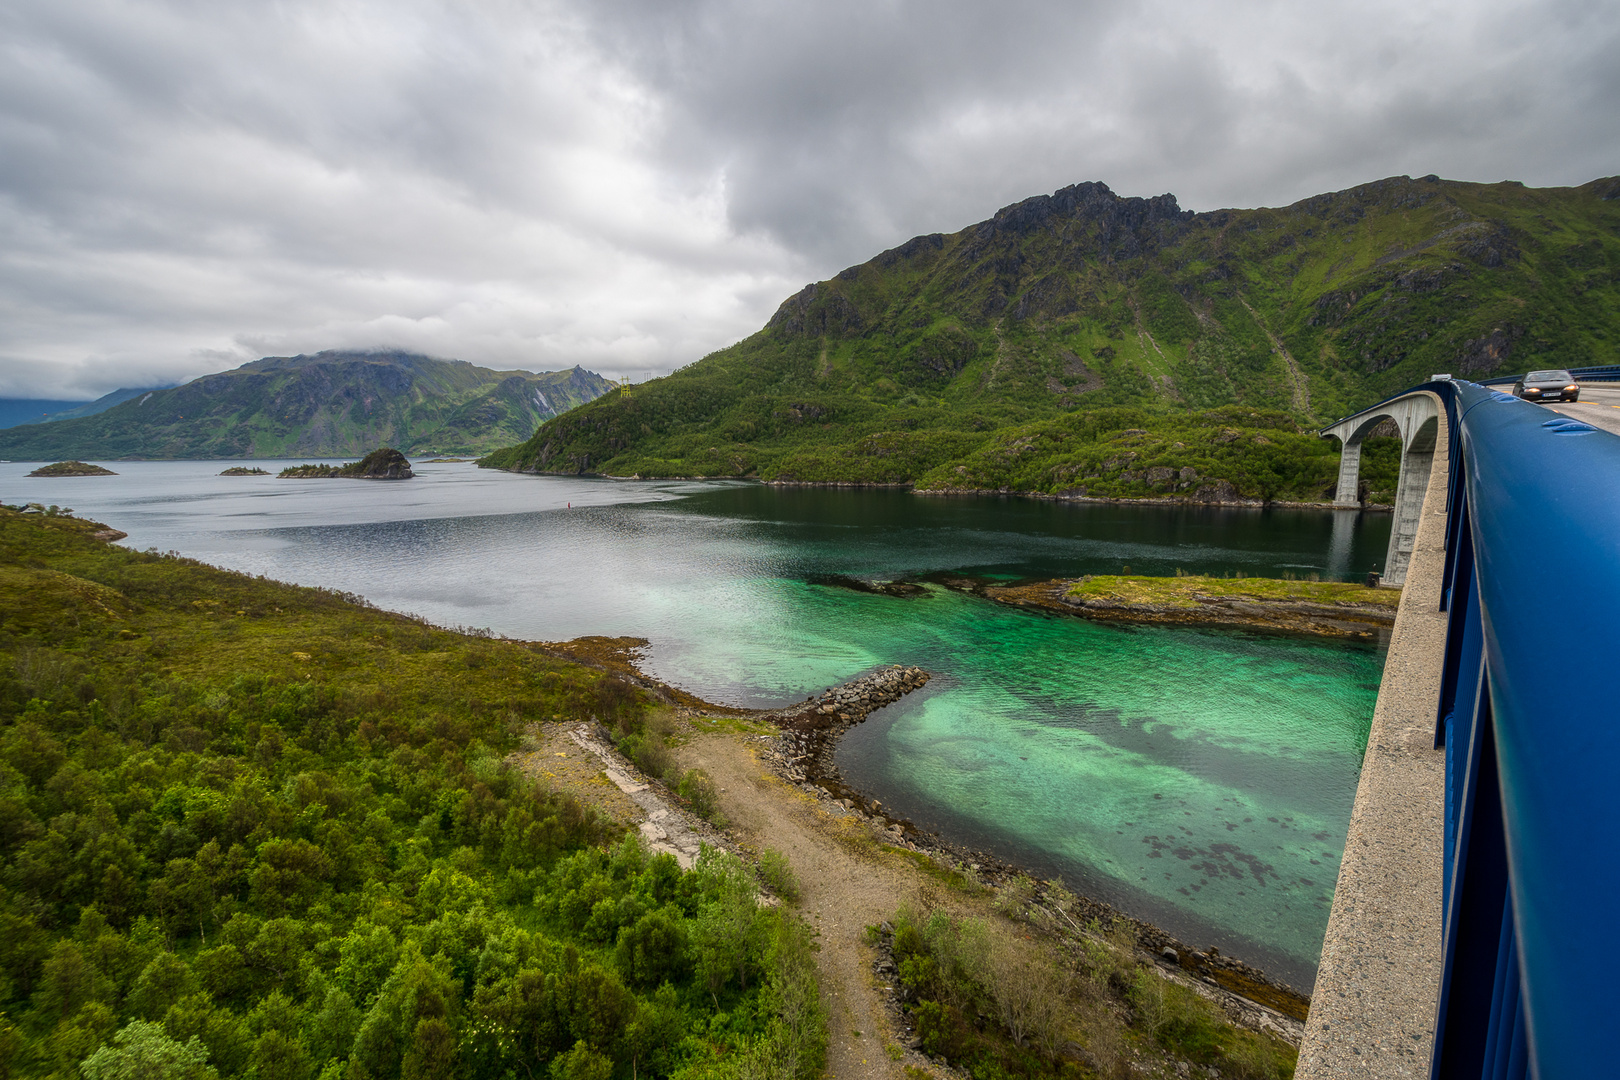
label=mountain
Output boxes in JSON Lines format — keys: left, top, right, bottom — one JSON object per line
{"left": 0, "top": 399, "right": 90, "bottom": 430}
{"left": 482, "top": 174, "right": 1620, "bottom": 502}
{"left": 0, "top": 388, "right": 176, "bottom": 431}
{"left": 0, "top": 351, "right": 613, "bottom": 460}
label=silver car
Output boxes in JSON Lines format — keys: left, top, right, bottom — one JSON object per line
{"left": 1514, "top": 369, "right": 1580, "bottom": 403}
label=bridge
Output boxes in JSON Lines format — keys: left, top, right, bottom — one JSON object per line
{"left": 1299, "top": 378, "right": 1620, "bottom": 1079}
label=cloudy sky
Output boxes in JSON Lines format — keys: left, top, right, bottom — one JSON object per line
{"left": 2, "top": 0, "right": 1617, "bottom": 399}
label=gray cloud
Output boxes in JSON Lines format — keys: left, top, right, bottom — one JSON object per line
{"left": 1, "top": 0, "right": 1616, "bottom": 398}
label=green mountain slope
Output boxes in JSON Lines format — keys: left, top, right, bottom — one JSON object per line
{"left": 484, "top": 174, "right": 1620, "bottom": 502}
{"left": 0, "top": 351, "right": 613, "bottom": 460}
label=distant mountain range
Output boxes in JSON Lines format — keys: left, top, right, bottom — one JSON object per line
{"left": 0, "top": 388, "right": 168, "bottom": 430}
{"left": 482, "top": 174, "right": 1620, "bottom": 502}
{"left": 0, "top": 351, "right": 613, "bottom": 460}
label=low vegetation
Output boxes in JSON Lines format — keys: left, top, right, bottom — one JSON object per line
{"left": 886, "top": 886, "right": 1296, "bottom": 1079}
{"left": 0, "top": 510, "right": 825, "bottom": 1079}
{"left": 1064, "top": 572, "right": 1402, "bottom": 609}
{"left": 218, "top": 468, "right": 269, "bottom": 477}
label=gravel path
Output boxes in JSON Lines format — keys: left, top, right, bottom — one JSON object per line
{"left": 675, "top": 727, "right": 951, "bottom": 1080}
{"left": 511, "top": 707, "right": 1303, "bottom": 1078}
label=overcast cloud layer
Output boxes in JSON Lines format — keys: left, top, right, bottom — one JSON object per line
{"left": 2, "top": 0, "right": 1617, "bottom": 398}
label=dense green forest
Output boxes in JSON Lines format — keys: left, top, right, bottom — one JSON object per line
{"left": 0, "top": 510, "right": 823, "bottom": 1080}
{"left": 484, "top": 174, "right": 1619, "bottom": 500}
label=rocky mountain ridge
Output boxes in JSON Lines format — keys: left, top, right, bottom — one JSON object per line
{"left": 482, "top": 173, "right": 1620, "bottom": 501}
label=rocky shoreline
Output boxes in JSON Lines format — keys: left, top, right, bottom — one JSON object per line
{"left": 538, "top": 638, "right": 1316, "bottom": 1024}
{"left": 766, "top": 476, "right": 1395, "bottom": 512}
{"left": 912, "top": 484, "right": 1394, "bottom": 512}
{"left": 504, "top": 469, "right": 1395, "bottom": 511}
{"left": 745, "top": 663, "right": 1312, "bottom": 1027}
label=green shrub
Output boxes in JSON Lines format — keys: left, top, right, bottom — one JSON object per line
{"left": 912, "top": 1000, "right": 950, "bottom": 1058}
{"left": 677, "top": 769, "right": 727, "bottom": 826}
{"left": 758, "top": 848, "right": 801, "bottom": 903}
{"left": 614, "top": 909, "right": 691, "bottom": 989}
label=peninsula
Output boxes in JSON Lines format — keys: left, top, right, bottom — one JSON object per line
{"left": 981, "top": 573, "right": 1400, "bottom": 638}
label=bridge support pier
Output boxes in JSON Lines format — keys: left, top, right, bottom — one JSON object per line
{"left": 1332, "top": 441, "right": 1361, "bottom": 507}
{"left": 1299, "top": 397, "right": 1449, "bottom": 1078}
{"left": 1320, "top": 393, "right": 1441, "bottom": 586}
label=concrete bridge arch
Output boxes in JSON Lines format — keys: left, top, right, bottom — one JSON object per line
{"left": 1320, "top": 391, "right": 1442, "bottom": 586}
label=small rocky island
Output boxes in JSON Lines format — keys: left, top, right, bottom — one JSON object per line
{"left": 27, "top": 460, "right": 116, "bottom": 477}
{"left": 278, "top": 448, "right": 414, "bottom": 480}
{"left": 219, "top": 466, "right": 270, "bottom": 476}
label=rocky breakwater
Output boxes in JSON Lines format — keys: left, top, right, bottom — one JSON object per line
{"left": 760, "top": 665, "right": 931, "bottom": 819}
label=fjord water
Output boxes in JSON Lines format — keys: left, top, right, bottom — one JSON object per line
{"left": 8, "top": 461, "right": 1390, "bottom": 988}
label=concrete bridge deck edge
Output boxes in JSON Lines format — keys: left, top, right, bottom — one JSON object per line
{"left": 1298, "top": 397, "right": 1448, "bottom": 1078}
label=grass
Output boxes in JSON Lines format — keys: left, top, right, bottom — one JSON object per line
{"left": 1064, "top": 573, "right": 1402, "bottom": 608}
{"left": 888, "top": 897, "right": 1298, "bottom": 1079}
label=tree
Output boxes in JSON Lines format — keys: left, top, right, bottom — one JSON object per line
{"left": 689, "top": 847, "right": 760, "bottom": 1003}
{"left": 401, "top": 1017, "right": 456, "bottom": 1080}
{"left": 79, "top": 1020, "right": 217, "bottom": 1080}
{"left": 248, "top": 1029, "right": 312, "bottom": 1080}
{"left": 548, "top": 1040, "right": 611, "bottom": 1080}
{"left": 33, "top": 942, "right": 110, "bottom": 1027}
{"left": 613, "top": 909, "right": 689, "bottom": 990}
{"left": 128, "top": 953, "right": 199, "bottom": 1021}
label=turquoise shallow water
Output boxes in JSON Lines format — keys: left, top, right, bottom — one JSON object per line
{"left": 831, "top": 591, "right": 1381, "bottom": 987}
{"left": 6, "top": 463, "right": 1388, "bottom": 988}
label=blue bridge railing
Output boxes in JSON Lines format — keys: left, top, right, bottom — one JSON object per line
{"left": 1426, "top": 379, "right": 1620, "bottom": 1079}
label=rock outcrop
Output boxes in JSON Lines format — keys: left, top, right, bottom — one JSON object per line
{"left": 26, "top": 460, "right": 115, "bottom": 477}
{"left": 278, "top": 447, "right": 414, "bottom": 480}
{"left": 346, "top": 448, "right": 413, "bottom": 479}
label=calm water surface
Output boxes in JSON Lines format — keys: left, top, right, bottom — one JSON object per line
{"left": 7, "top": 460, "right": 1392, "bottom": 988}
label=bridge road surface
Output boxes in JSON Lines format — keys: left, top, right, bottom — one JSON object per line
{"left": 1543, "top": 382, "right": 1620, "bottom": 435}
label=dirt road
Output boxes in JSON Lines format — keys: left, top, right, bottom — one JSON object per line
{"left": 676, "top": 728, "right": 944, "bottom": 1080}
